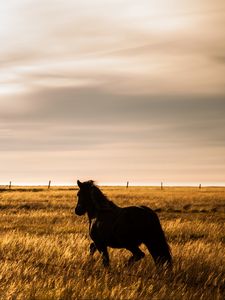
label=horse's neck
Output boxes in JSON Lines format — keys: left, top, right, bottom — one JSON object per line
{"left": 98, "top": 198, "right": 118, "bottom": 210}
{"left": 87, "top": 209, "right": 97, "bottom": 220}
{"left": 88, "top": 188, "right": 120, "bottom": 218}
{"left": 96, "top": 199, "right": 121, "bottom": 218}
{"left": 107, "top": 200, "right": 120, "bottom": 210}
{"left": 88, "top": 215, "right": 94, "bottom": 227}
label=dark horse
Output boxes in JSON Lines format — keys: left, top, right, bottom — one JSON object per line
{"left": 75, "top": 180, "right": 172, "bottom": 268}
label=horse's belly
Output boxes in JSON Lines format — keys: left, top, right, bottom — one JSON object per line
{"left": 90, "top": 222, "right": 131, "bottom": 248}
{"left": 106, "top": 239, "right": 128, "bottom": 248}
{"left": 90, "top": 208, "right": 150, "bottom": 248}
{"left": 92, "top": 228, "right": 143, "bottom": 249}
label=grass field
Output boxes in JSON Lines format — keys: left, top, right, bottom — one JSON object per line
{"left": 0, "top": 186, "right": 224, "bottom": 299}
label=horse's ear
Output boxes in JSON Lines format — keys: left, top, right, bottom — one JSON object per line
{"left": 89, "top": 180, "right": 94, "bottom": 186}
{"left": 77, "top": 180, "right": 83, "bottom": 188}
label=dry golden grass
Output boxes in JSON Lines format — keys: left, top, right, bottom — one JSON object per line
{"left": 0, "top": 186, "right": 224, "bottom": 299}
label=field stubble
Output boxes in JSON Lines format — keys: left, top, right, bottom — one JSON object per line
{"left": 0, "top": 186, "right": 224, "bottom": 299}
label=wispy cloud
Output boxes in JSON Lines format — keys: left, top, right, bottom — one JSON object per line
{"left": 0, "top": 0, "right": 225, "bottom": 184}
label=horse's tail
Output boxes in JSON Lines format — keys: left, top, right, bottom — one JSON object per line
{"left": 141, "top": 206, "right": 172, "bottom": 268}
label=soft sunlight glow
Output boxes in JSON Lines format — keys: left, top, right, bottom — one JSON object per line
{"left": 0, "top": 0, "right": 224, "bottom": 185}
{"left": 0, "top": 84, "right": 26, "bottom": 95}
{"left": 149, "top": 16, "right": 188, "bottom": 32}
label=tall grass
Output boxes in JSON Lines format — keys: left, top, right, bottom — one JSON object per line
{"left": 0, "top": 186, "right": 224, "bottom": 299}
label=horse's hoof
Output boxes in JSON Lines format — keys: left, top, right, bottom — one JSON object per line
{"left": 103, "top": 259, "right": 110, "bottom": 268}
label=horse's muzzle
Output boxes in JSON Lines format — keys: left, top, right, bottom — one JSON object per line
{"left": 75, "top": 205, "right": 85, "bottom": 216}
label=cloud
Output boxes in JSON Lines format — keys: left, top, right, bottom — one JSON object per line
{"left": 0, "top": 1, "right": 225, "bottom": 183}
{"left": 212, "top": 55, "right": 225, "bottom": 64}
{"left": 1, "top": 1, "right": 225, "bottom": 97}
{"left": 0, "top": 86, "right": 225, "bottom": 155}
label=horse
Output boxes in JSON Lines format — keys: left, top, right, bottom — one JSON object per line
{"left": 75, "top": 180, "right": 172, "bottom": 268}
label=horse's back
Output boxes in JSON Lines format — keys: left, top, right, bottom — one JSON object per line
{"left": 119, "top": 205, "right": 157, "bottom": 224}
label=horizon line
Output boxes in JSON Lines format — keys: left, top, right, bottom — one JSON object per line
{"left": 0, "top": 181, "right": 225, "bottom": 187}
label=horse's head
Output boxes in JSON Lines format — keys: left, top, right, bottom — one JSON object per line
{"left": 75, "top": 180, "right": 95, "bottom": 216}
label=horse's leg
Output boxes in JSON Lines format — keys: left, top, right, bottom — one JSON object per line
{"left": 101, "top": 247, "right": 109, "bottom": 267}
{"left": 93, "top": 242, "right": 110, "bottom": 267}
{"left": 90, "top": 242, "right": 97, "bottom": 256}
{"left": 144, "top": 241, "right": 159, "bottom": 264}
{"left": 144, "top": 240, "right": 171, "bottom": 268}
{"left": 126, "top": 246, "right": 145, "bottom": 265}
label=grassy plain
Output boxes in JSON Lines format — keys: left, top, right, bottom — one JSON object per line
{"left": 0, "top": 186, "right": 224, "bottom": 299}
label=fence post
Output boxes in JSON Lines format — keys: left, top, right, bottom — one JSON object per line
{"left": 199, "top": 184, "right": 201, "bottom": 189}
{"left": 126, "top": 181, "right": 129, "bottom": 188}
{"left": 9, "top": 181, "right": 12, "bottom": 189}
{"left": 48, "top": 180, "right": 51, "bottom": 189}
{"left": 161, "top": 182, "right": 163, "bottom": 190}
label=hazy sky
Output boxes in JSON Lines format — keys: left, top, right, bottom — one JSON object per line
{"left": 0, "top": 0, "right": 225, "bottom": 185}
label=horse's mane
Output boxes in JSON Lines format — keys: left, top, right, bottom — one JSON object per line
{"left": 85, "top": 181, "right": 118, "bottom": 210}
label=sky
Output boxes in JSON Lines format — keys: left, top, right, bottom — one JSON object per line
{"left": 0, "top": 0, "right": 225, "bottom": 186}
